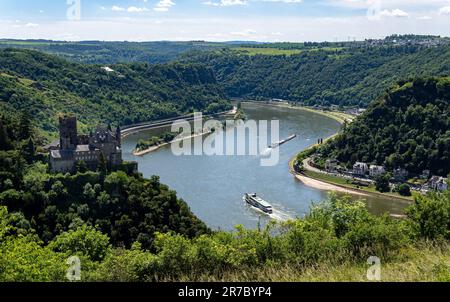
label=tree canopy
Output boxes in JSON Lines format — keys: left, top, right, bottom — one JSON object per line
{"left": 318, "top": 77, "right": 450, "bottom": 177}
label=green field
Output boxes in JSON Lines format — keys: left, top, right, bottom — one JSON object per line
{"left": 234, "top": 47, "right": 303, "bottom": 56}
{"left": 233, "top": 46, "right": 346, "bottom": 56}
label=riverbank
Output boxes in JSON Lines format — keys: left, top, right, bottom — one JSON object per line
{"left": 132, "top": 131, "right": 212, "bottom": 156}
{"left": 295, "top": 173, "right": 369, "bottom": 196}
{"left": 283, "top": 104, "right": 413, "bottom": 203}
{"left": 242, "top": 100, "right": 354, "bottom": 124}
{"left": 122, "top": 107, "right": 236, "bottom": 139}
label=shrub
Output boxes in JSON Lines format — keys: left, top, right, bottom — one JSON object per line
{"left": 48, "top": 225, "right": 111, "bottom": 262}
{"left": 375, "top": 173, "right": 391, "bottom": 193}
{"left": 397, "top": 184, "right": 412, "bottom": 196}
{"left": 406, "top": 192, "right": 450, "bottom": 239}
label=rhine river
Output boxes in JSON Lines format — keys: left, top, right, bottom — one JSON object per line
{"left": 122, "top": 102, "right": 411, "bottom": 230}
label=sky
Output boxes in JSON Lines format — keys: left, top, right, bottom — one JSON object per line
{"left": 1, "top": 0, "right": 450, "bottom": 42}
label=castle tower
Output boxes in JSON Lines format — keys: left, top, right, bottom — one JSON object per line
{"left": 116, "top": 126, "right": 121, "bottom": 147}
{"left": 59, "top": 114, "right": 78, "bottom": 150}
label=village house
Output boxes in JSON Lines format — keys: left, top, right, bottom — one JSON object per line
{"left": 345, "top": 108, "right": 366, "bottom": 116}
{"left": 393, "top": 168, "right": 409, "bottom": 182}
{"left": 353, "top": 162, "right": 369, "bottom": 176}
{"left": 369, "top": 165, "right": 386, "bottom": 178}
{"left": 421, "top": 170, "right": 431, "bottom": 179}
{"left": 325, "top": 159, "right": 339, "bottom": 173}
{"left": 428, "top": 176, "right": 449, "bottom": 192}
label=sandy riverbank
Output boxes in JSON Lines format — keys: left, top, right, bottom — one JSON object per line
{"left": 284, "top": 104, "right": 373, "bottom": 197}
{"left": 295, "top": 174, "right": 370, "bottom": 197}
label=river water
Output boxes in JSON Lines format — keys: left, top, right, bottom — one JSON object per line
{"left": 122, "top": 103, "right": 411, "bottom": 230}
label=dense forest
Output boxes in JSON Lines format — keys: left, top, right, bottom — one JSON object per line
{"left": 316, "top": 77, "right": 450, "bottom": 177}
{"left": 0, "top": 115, "right": 449, "bottom": 281}
{"left": 0, "top": 40, "right": 227, "bottom": 64}
{"left": 2, "top": 37, "right": 449, "bottom": 108}
{"left": 0, "top": 48, "right": 229, "bottom": 139}
{"left": 183, "top": 45, "right": 450, "bottom": 107}
{"left": 1, "top": 38, "right": 450, "bottom": 281}
{"left": 0, "top": 112, "right": 208, "bottom": 251}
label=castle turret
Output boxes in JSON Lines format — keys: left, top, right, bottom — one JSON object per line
{"left": 116, "top": 126, "right": 121, "bottom": 147}
{"left": 59, "top": 114, "right": 78, "bottom": 150}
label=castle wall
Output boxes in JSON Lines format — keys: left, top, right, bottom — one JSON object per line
{"left": 50, "top": 115, "right": 123, "bottom": 173}
{"left": 50, "top": 157, "right": 75, "bottom": 173}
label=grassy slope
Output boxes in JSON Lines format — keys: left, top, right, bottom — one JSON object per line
{"left": 209, "top": 243, "right": 450, "bottom": 282}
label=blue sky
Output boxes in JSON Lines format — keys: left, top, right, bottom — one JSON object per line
{"left": 1, "top": 0, "right": 450, "bottom": 41}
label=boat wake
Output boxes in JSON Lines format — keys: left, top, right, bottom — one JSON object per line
{"left": 260, "top": 147, "right": 273, "bottom": 157}
{"left": 269, "top": 208, "right": 295, "bottom": 222}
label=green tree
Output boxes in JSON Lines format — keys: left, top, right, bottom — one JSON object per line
{"left": 397, "top": 184, "right": 412, "bottom": 196}
{"left": 75, "top": 160, "right": 88, "bottom": 173}
{"left": 0, "top": 119, "right": 11, "bottom": 151}
{"left": 375, "top": 173, "right": 391, "bottom": 193}
{"left": 23, "top": 138, "right": 36, "bottom": 163}
{"left": 407, "top": 192, "right": 450, "bottom": 239}
{"left": 48, "top": 225, "right": 111, "bottom": 262}
{"left": 18, "top": 111, "right": 33, "bottom": 140}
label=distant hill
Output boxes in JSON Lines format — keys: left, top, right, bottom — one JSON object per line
{"left": 0, "top": 40, "right": 229, "bottom": 64}
{"left": 2, "top": 37, "right": 449, "bottom": 107}
{"left": 183, "top": 44, "right": 450, "bottom": 107}
{"left": 318, "top": 77, "right": 450, "bottom": 177}
{"left": 0, "top": 48, "right": 228, "bottom": 138}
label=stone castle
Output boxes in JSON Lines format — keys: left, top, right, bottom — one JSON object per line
{"left": 49, "top": 114, "right": 123, "bottom": 173}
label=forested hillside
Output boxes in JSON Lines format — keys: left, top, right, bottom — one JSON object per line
{"left": 0, "top": 48, "right": 229, "bottom": 138}
{"left": 0, "top": 113, "right": 208, "bottom": 250}
{"left": 183, "top": 45, "right": 450, "bottom": 107}
{"left": 2, "top": 39, "right": 449, "bottom": 117}
{"left": 1, "top": 47, "right": 450, "bottom": 281}
{"left": 317, "top": 77, "right": 450, "bottom": 177}
{"left": 1, "top": 113, "right": 450, "bottom": 282}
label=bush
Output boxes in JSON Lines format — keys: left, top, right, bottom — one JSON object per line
{"left": 375, "top": 173, "right": 391, "bottom": 193}
{"left": 0, "top": 235, "right": 66, "bottom": 282}
{"left": 397, "top": 184, "right": 412, "bottom": 196}
{"left": 406, "top": 192, "right": 450, "bottom": 239}
{"left": 343, "top": 216, "right": 410, "bottom": 259}
{"left": 48, "top": 225, "right": 111, "bottom": 262}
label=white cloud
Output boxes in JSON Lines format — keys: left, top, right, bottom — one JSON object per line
{"left": 111, "top": 5, "right": 125, "bottom": 12}
{"left": 204, "top": 0, "right": 248, "bottom": 6}
{"left": 380, "top": 9, "right": 409, "bottom": 17}
{"left": 2, "top": 14, "right": 450, "bottom": 42}
{"left": 230, "top": 28, "right": 257, "bottom": 36}
{"left": 440, "top": 6, "right": 450, "bottom": 15}
{"left": 154, "top": 0, "right": 176, "bottom": 12}
{"left": 328, "top": 0, "right": 450, "bottom": 10}
{"left": 25, "top": 23, "right": 39, "bottom": 27}
{"left": 204, "top": 0, "right": 301, "bottom": 6}
{"left": 127, "top": 7, "right": 149, "bottom": 13}
{"left": 111, "top": 5, "right": 149, "bottom": 13}
{"left": 259, "top": 0, "right": 302, "bottom": 2}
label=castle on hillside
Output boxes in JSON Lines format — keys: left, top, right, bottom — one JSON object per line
{"left": 49, "top": 114, "right": 123, "bottom": 173}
